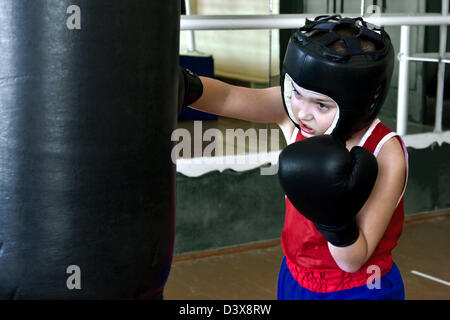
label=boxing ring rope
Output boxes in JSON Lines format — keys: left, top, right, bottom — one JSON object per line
{"left": 180, "top": 14, "right": 450, "bottom": 30}
{"left": 180, "top": 10, "right": 450, "bottom": 138}
{"left": 436, "top": 0, "right": 449, "bottom": 134}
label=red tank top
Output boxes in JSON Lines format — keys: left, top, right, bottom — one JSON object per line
{"left": 281, "top": 119, "right": 408, "bottom": 293}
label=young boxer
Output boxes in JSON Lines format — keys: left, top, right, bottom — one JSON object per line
{"left": 179, "top": 15, "right": 407, "bottom": 300}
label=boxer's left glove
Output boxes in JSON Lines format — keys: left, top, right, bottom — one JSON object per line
{"left": 278, "top": 135, "right": 378, "bottom": 247}
{"left": 178, "top": 67, "right": 203, "bottom": 115}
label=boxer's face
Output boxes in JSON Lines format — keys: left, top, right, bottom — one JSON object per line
{"left": 290, "top": 82, "right": 338, "bottom": 137}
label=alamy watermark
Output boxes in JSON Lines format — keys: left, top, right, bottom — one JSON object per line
{"left": 66, "top": 5, "right": 81, "bottom": 30}
{"left": 366, "top": 265, "right": 381, "bottom": 290}
{"left": 171, "top": 121, "right": 282, "bottom": 175}
{"left": 66, "top": 265, "right": 81, "bottom": 290}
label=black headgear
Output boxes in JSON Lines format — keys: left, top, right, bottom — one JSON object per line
{"left": 281, "top": 15, "right": 394, "bottom": 139}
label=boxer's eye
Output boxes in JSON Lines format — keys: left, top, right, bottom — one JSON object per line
{"left": 318, "top": 103, "right": 329, "bottom": 111}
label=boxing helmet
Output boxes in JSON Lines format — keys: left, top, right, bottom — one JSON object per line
{"left": 281, "top": 15, "right": 394, "bottom": 140}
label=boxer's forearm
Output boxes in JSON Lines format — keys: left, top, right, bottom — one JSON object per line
{"left": 191, "top": 77, "right": 286, "bottom": 124}
{"left": 327, "top": 230, "right": 369, "bottom": 273}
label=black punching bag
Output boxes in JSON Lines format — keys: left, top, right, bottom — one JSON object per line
{"left": 0, "top": 1, "right": 178, "bottom": 299}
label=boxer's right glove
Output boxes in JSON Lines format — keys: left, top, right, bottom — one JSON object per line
{"left": 178, "top": 67, "right": 203, "bottom": 115}
{"left": 278, "top": 135, "right": 378, "bottom": 247}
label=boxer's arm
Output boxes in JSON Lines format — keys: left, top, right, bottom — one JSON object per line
{"left": 191, "top": 76, "right": 289, "bottom": 125}
{"left": 327, "top": 137, "right": 406, "bottom": 273}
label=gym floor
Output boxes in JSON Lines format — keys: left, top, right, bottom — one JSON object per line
{"left": 165, "top": 211, "right": 450, "bottom": 300}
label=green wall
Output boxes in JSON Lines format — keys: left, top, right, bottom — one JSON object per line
{"left": 404, "top": 143, "right": 450, "bottom": 214}
{"left": 175, "top": 166, "right": 285, "bottom": 255}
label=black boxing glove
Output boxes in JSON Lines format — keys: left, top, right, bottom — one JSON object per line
{"left": 178, "top": 67, "right": 203, "bottom": 115}
{"left": 278, "top": 135, "right": 378, "bottom": 247}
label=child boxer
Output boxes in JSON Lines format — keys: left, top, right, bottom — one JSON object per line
{"left": 179, "top": 15, "right": 407, "bottom": 300}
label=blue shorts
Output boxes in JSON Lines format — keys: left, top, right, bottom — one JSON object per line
{"left": 277, "top": 257, "right": 405, "bottom": 300}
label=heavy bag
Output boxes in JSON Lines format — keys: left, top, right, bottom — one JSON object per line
{"left": 0, "top": 0, "right": 179, "bottom": 299}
